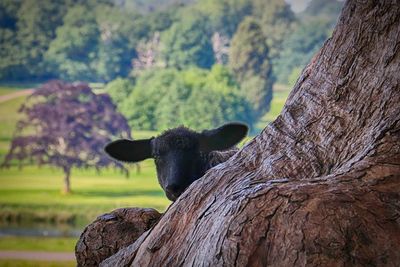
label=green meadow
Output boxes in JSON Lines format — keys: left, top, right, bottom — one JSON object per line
{"left": 0, "top": 89, "right": 16, "bottom": 96}
{"left": 0, "top": 163, "right": 169, "bottom": 223}
{"left": 0, "top": 237, "right": 76, "bottom": 252}
{"left": 0, "top": 84, "right": 290, "bottom": 256}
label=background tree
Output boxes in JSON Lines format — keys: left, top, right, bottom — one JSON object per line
{"left": 132, "top": 32, "right": 164, "bottom": 75}
{"left": 94, "top": 5, "right": 149, "bottom": 81}
{"left": 154, "top": 80, "right": 191, "bottom": 130}
{"left": 271, "top": 0, "right": 343, "bottom": 84}
{"left": 194, "top": 0, "right": 251, "bottom": 37}
{"left": 211, "top": 32, "right": 230, "bottom": 65}
{"left": 0, "top": 0, "right": 20, "bottom": 29}
{"left": 2, "top": 81, "right": 131, "bottom": 194}
{"left": 301, "top": 0, "right": 344, "bottom": 25}
{"left": 1, "top": 0, "right": 67, "bottom": 80}
{"left": 0, "top": 0, "right": 21, "bottom": 80}
{"left": 0, "top": 0, "right": 341, "bottom": 87}
{"left": 121, "top": 69, "right": 178, "bottom": 130}
{"left": 180, "top": 65, "right": 254, "bottom": 130}
{"left": 104, "top": 78, "right": 135, "bottom": 110}
{"left": 123, "top": 0, "right": 195, "bottom": 14}
{"left": 0, "top": 27, "right": 19, "bottom": 80}
{"left": 153, "top": 66, "right": 253, "bottom": 131}
{"left": 45, "top": 5, "right": 100, "bottom": 81}
{"left": 145, "top": 8, "right": 176, "bottom": 33}
{"left": 251, "top": 0, "right": 295, "bottom": 59}
{"left": 229, "top": 17, "right": 274, "bottom": 117}
{"left": 161, "top": 12, "right": 214, "bottom": 69}
{"left": 274, "top": 17, "right": 332, "bottom": 84}
{"left": 115, "top": 66, "right": 253, "bottom": 131}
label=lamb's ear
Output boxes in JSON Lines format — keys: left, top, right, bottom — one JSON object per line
{"left": 104, "top": 139, "right": 152, "bottom": 163}
{"left": 199, "top": 122, "right": 248, "bottom": 152}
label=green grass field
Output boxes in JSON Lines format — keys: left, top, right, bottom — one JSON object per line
{"left": 0, "top": 84, "right": 290, "bottom": 259}
{"left": 0, "top": 163, "right": 170, "bottom": 223}
{"left": 0, "top": 237, "right": 76, "bottom": 252}
{"left": 0, "top": 88, "right": 17, "bottom": 96}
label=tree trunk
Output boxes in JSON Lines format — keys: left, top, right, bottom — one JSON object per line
{"left": 75, "top": 208, "right": 161, "bottom": 267}
{"left": 63, "top": 167, "right": 71, "bottom": 194}
{"left": 80, "top": 0, "right": 400, "bottom": 266}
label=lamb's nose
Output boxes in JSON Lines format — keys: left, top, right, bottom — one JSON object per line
{"left": 166, "top": 183, "right": 183, "bottom": 194}
{"left": 165, "top": 183, "right": 185, "bottom": 199}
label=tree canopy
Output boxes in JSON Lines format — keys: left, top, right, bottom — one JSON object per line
{"left": 110, "top": 66, "right": 253, "bottom": 132}
{"left": 0, "top": 0, "right": 344, "bottom": 132}
{"left": 274, "top": 17, "right": 333, "bottom": 84}
{"left": 2, "top": 80, "right": 131, "bottom": 193}
{"left": 229, "top": 17, "right": 274, "bottom": 116}
{"left": 0, "top": 0, "right": 343, "bottom": 83}
{"left": 161, "top": 12, "right": 214, "bottom": 69}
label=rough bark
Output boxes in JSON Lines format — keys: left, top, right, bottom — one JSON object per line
{"left": 79, "top": 0, "right": 400, "bottom": 266}
{"left": 75, "top": 208, "right": 161, "bottom": 266}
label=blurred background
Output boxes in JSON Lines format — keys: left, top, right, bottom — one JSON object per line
{"left": 0, "top": 0, "right": 343, "bottom": 265}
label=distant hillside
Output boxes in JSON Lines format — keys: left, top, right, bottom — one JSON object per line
{"left": 118, "top": 0, "right": 196, "bottom": 13}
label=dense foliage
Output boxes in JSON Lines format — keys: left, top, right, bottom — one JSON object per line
{"left": 274, "top": 17, "right": 335, "bottom": 84}
{"left": 0, "top": 0, "right": 343, "bottom": 130}
{"left": 229, "top": 17, "right": 273, "bottom": 116}
{"left": 107, "top": 66, "right": 253, "bottom": 132}
{"left": 161, "top": 12, "right": 214, "bottom": 69}
{"left": 2, "top": 80, "right": 131, "bottom": 193}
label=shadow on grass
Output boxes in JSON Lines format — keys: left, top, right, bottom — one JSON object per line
{"left": 75, "top": 189, "right": 164, "bottom": 198}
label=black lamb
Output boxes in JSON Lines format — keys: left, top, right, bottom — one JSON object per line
{"left": 105, "top": 122, "right": 248, "bottom": 201}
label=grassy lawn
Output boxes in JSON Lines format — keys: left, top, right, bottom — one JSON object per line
{"left": 0, "top": 88, "right": 17, "bottom": 96}
{"left": 0, "top": 162, "right": 170, "bottom": 225}
{"left": 0, "top": 162, "right": 168, "bottom": 254}
{"left": 0, "top": 260, "right": 75, "bottom": 267}
{"left": 0, "top": 87, "right": 27, "bottom": 164}
{"left": 0, "top": 96, "right": 25, "bottom": 140}
{"left": 0, "top": 237, "right": 76, "bottom": 252}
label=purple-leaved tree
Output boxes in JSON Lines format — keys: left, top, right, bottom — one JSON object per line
{"left": 2, "top": 80, "right": 131, "bottom": 194}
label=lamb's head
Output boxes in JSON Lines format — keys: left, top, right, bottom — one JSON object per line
{"left": 105, "top": 123, "right": 248, "bottom": 201}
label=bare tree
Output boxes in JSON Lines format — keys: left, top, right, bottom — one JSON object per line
{"left": 132, "top": 32, "right": 165, "bottom": 74}
{"left": 212, "top": 32, "right": 230, "bottom": 65}
{"left": 79, "top": 1, "right": 400, "bottom": 265}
